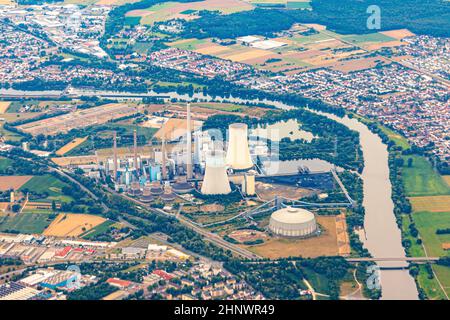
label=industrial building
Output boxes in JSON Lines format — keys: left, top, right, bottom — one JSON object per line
{"left": 269, "top": 207, "right": 317, "bottom": 237}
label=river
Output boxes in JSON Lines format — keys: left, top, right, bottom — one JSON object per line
{"left": 0, "top": 88, "right": 419, "bottom": 299}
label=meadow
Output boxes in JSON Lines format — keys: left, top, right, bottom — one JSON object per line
{"left": 401, "top": 155, "right": 450, "bottom": 197}
{"left": 19, "top": 175, "right": 73, "bottom": 203}
{"left": 0, "top": 212, "right": 55, "bottom": 234}
{"left": 412, "top": 211, "right": 450, "bottom": 257}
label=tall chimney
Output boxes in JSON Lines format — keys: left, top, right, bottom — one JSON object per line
{"left": 186, "top": 103, "right": 193, "bottom": 179}
{"left": 113, "top": 131, "right": 118, "bottom": 181}
{"left": 161, "top": 137, "right": 167, "bottom": 180}
{"left": 133, "top": 129, "right": 138, "bottom": 176}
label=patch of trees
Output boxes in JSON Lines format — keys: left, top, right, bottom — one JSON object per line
{"left": 436, "top": 228, "right": 450, "bottom": 235}
{"left": 224, "top": 260, "right": 306, "bottom": 299}
{"left": 66, "top": 282, "right": 117, "bottom": 300}
{"left": 0, "top": 257, "right": 23, "bottom": 267}
{"left": 11, "top": 78, "right": 67, "bottom": 91}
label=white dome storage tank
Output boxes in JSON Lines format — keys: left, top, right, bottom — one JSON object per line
{"left": 226, "top": 123, "right": 253, "bottom": 171}
{"left": 201, "top": 150, "right": 231, "bottom": 195}
{"left": 269, "top": 207, "right": 317, "bottom": 237}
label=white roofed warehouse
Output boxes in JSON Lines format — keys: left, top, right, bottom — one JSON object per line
{"left": 269, "top": 207, "right": 317, "bottom": 237}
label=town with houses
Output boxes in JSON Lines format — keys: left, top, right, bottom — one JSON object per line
{"left": 0, "top": 232, "right": 264, "bottom": 300}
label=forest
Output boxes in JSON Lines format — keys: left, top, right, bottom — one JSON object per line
{"left": 182, "top": 0, "right": 450, "bottom": 39}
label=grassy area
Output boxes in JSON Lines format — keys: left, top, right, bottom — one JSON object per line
{"left": 302, "top": 267, "right": 331, "bottom": 294}
{"left": 19, "top": 175, "right": 72, "bottom": 203}
{"left": 169, "top": 38, "right": 208, "bottom": 50}
{"left": 433, "top": 264, "right": 450, "bottom": 297}
{"left": 0, "top": 157, "right": 13, "bottom": 171}
{"left": 0, "top": 212, "right": 56, "bottom": 234}
{"left": 286, "top": 1, "right": 311, "bottom": 9}
{"left": 416, "top": 265, "right": 448, "bottom": 300}
{"left": 412, "top": 211, "right": 450, "bottom": 257}
{"left": 81, "top": 220, "right": 116, "bottom": 239}
{"left": 193, "top": 102, "right": 244, "bottom": 112}
{"left": 379, "top": 126, "right": 410, "bottom": 150}
{"left": 401, "top": 215, "right": 425, "bottom": 257}
{"left": 401, "top": 155, "right": 450, "bottom": 197}
{"left": 341, "top": 33, "right": 396, "bottom": 44}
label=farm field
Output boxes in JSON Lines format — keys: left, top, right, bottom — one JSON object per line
{"left": 0, "top": 101, "right": 11, "bottom": 113}
{"left": 168, "top": 23, "right": 403, "bottom": 75}
{"left": 126, "top": 0, "right": 253, "bottom": 25}
{"left": 56, "top": 137, "right": 88, "bottom": 156}
{"left": 0, "top": 176, "right": 33, "bottom": 191}
{"left": 412, "top": 211, "right": 450, "bottom": 257}
{"left": 444, "top": 176, "right": 450, "bottom": 187}
{"left": 0, "top": 212, "right": 56, "bottom": 234}
{"left": 19, "top": 175, "right": 72, "bottom": 203}
{"left": 409, "top": 196, "right": 450, "bottom": 213}
{"left": 246, "top": 216, "right": 340, "bottom": 258}
{"left": 43, "top": 213, "right": 107, "bottom": 237}
{"left": 401, "top": 155, "right": 450, "bottom": 197}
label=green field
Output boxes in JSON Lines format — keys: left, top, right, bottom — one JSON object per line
{"left": 433, "top": 264, "right": 450, "bottom": 297}
{"left": 193, "top": 103, "right": 244, "bottom": 112}
{"left": 0, "top": 212, "right": 55, "bottom": 234}
{"left": 286, "top": 1, "right": 311, "bottom": 9}
{"left": 416, "top": 265, "right": 448, "bottom": 300}
{"left": 124, "top": 16, "right": 141, "bottom": 26}
{"left": 341, "top": 33, "right": 396, "bottom": 44}
{"left": 413, "top": 211, "right": 450, "bottom": 257}
{"left": 0, "top": 157, "right": 13, "bottom": 171}
{"left": 401, "top": 155, "right": 450, "bottom": 197}
{"left": 81, "top": 220, "right": 116, "bottom": 239}
{"left": 19, "top": 175, "right": 72, "bottom": 202}
{"left": 169, "top": 38, "right": 208, "bottom": 50}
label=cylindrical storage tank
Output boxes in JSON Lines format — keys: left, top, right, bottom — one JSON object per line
{"left": 245, "top": 173, "right": 256, "bottom": 196}
{"left": 269, "top": 207, "right": 317, "bottom": 237}
{"left": 201, "top": 150, "right": 231, "bottom": 195}
{"left": 226, "top": 123, "right": 253, "bottom": 170}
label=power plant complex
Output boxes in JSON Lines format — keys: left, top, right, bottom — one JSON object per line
{"left": 100, "top": 103, "right": 256, "bottom": 201}
{"left": 91, "top": 103, "right": 328, "bottom": 240}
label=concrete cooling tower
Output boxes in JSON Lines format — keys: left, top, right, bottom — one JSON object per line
{"left": 201, "top": 150, "right": 231, "bottom": 195}
{"left": 226, "top": 123, "right": 253, "bottom": 171}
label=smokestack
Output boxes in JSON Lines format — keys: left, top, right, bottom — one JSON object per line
{"left": 133, "top": 129, "right": 138, "bottom": 175}
{"left": 113, "top": 131, "right": 118, "bottom": 181}
{"left": 186, "top": 103, "right": 193, "bottom": 179}
{"left": 161, "top": 137, "right": 167, "bottom": 180}
{"left": 226, "top": 123, "right": 253, "bottom": 170}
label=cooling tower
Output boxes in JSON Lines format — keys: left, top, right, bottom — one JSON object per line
{"left": 226, "top": 123, "right": 253, "bottom": 171}
{"left": 201, "top": 150, "right": 231, "bottom": 195}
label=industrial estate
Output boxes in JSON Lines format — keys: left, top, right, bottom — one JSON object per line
{"left": 0, "top": 0, "right": 449, "bottom": 304}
